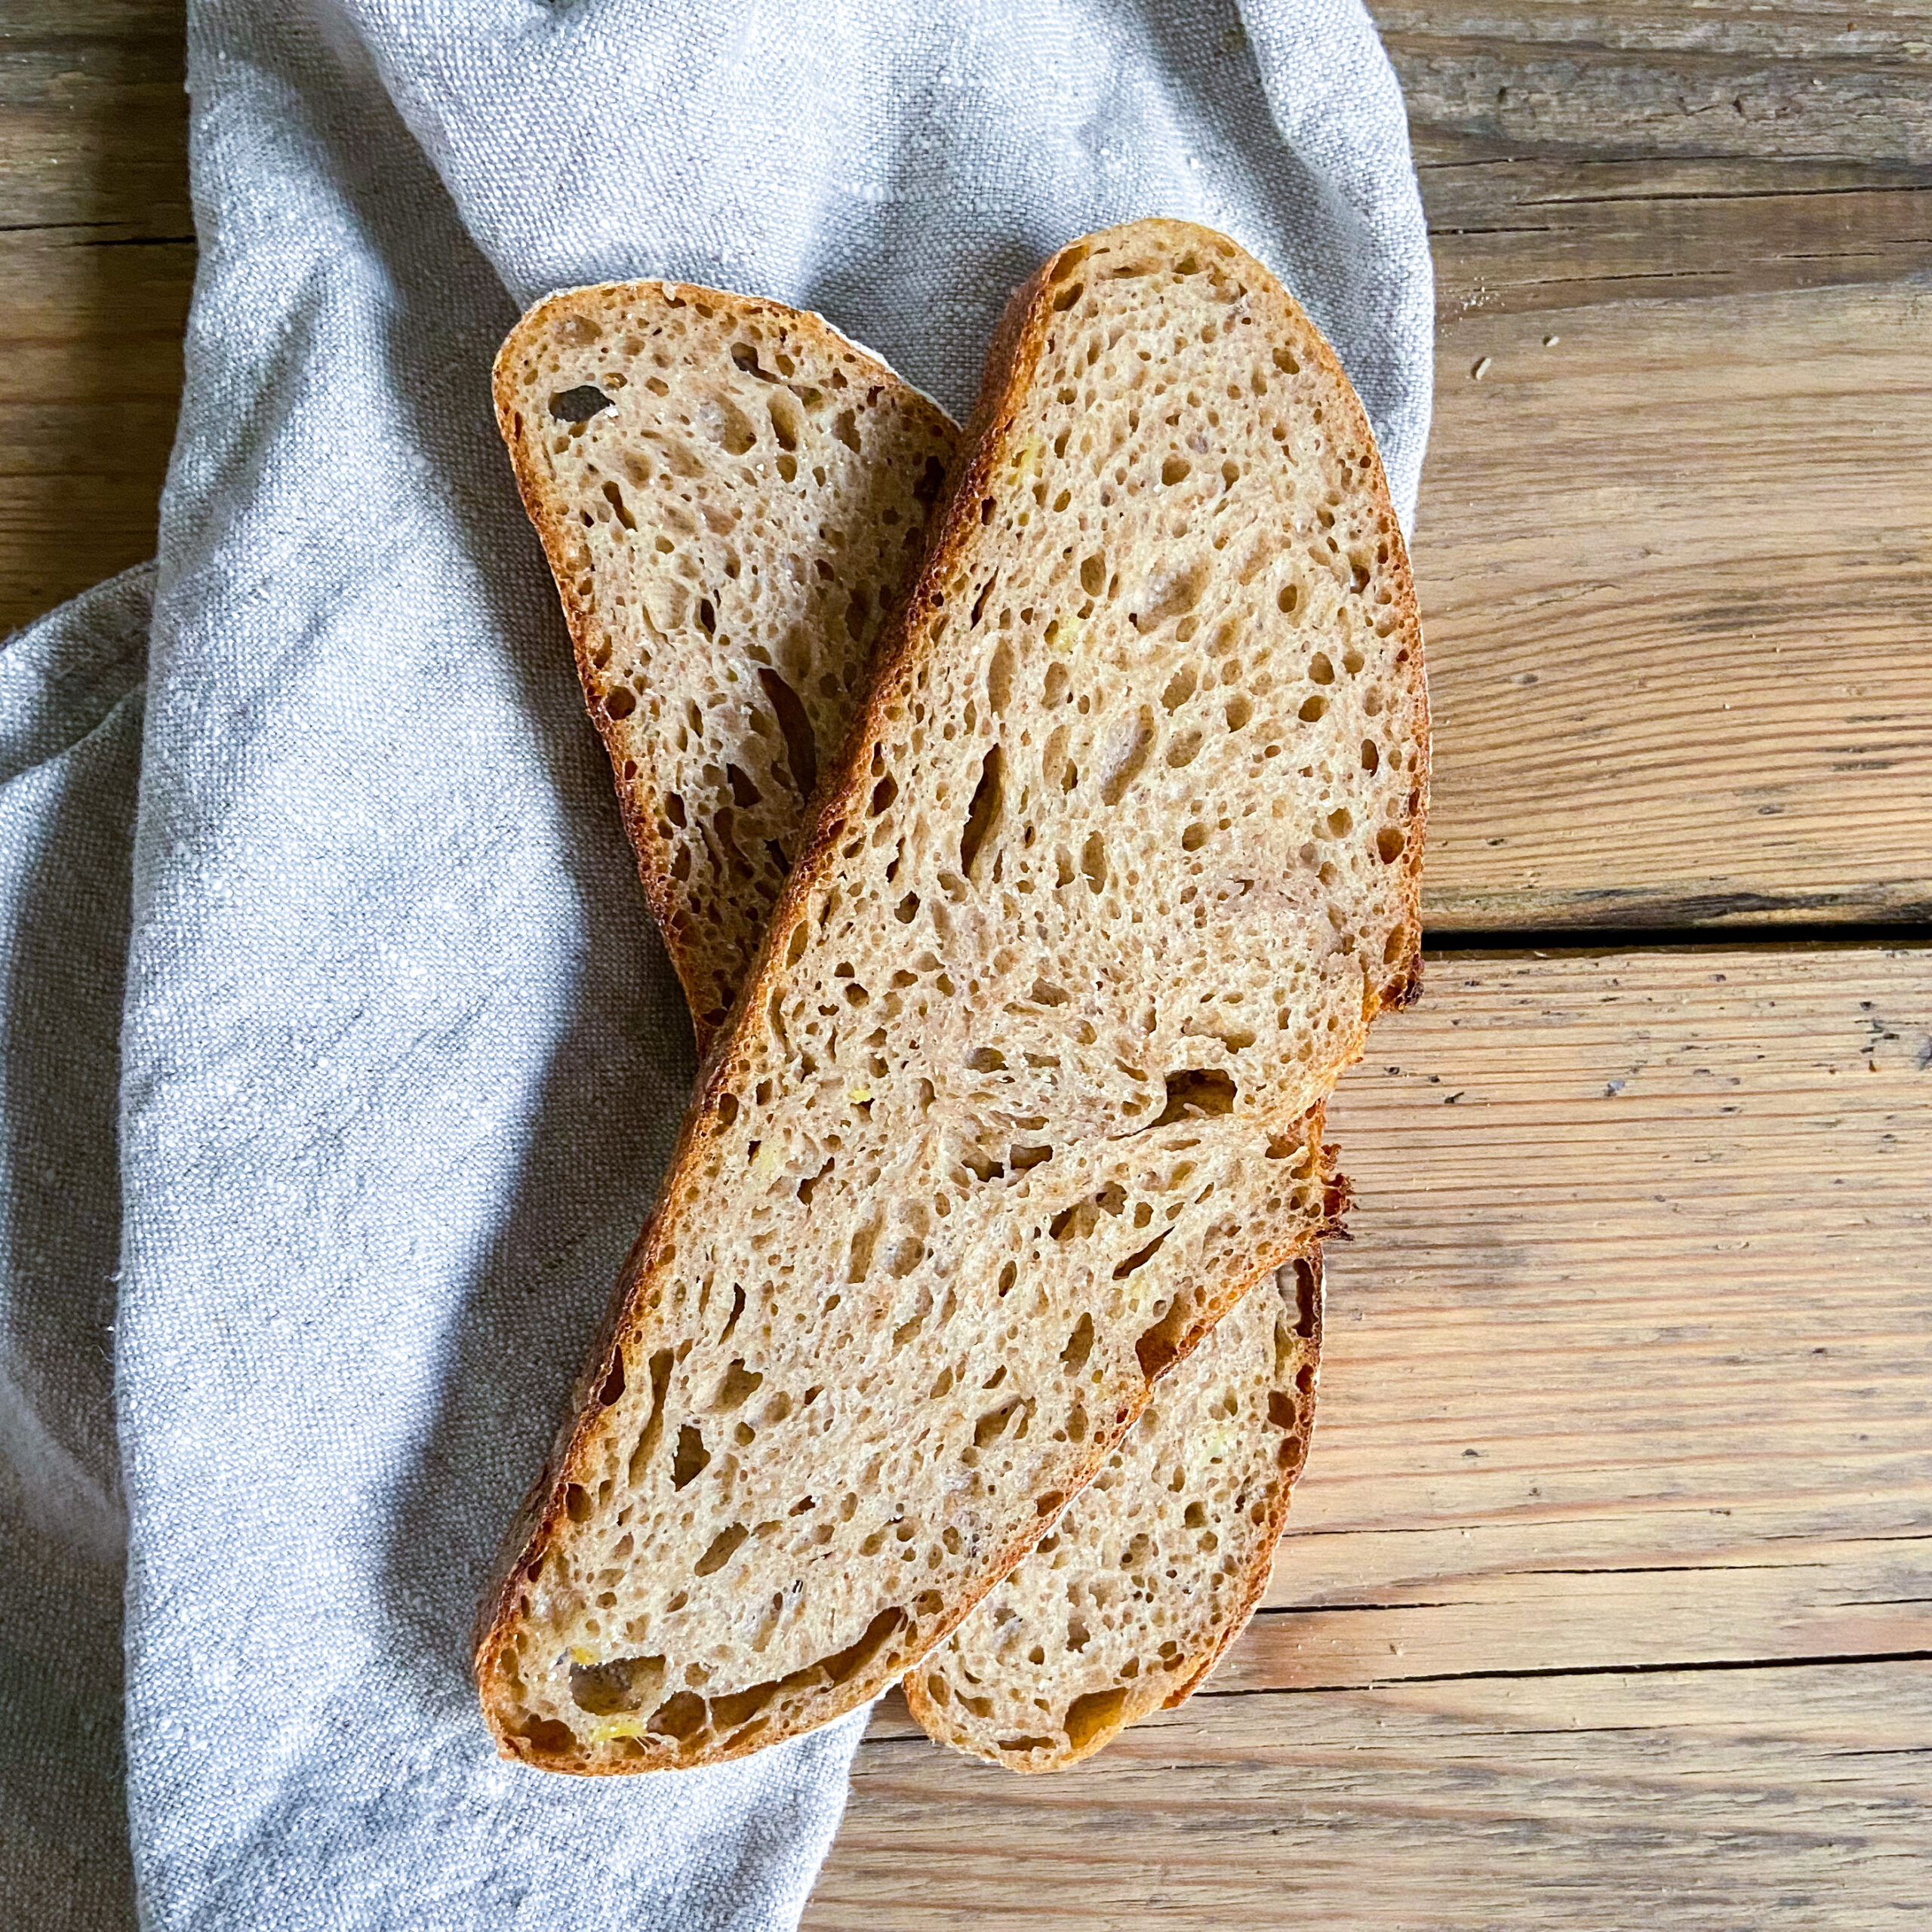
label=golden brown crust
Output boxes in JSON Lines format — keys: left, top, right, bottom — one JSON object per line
{"left": 475, "top": 223, "right": 1424, "bottom": 1773}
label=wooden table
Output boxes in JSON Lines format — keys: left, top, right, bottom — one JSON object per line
{"left": 6, "top": 5, "right": 1928, "bottom": 1924}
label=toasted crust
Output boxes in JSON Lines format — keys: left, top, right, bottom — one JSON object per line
{"left": 475, "top": 222, "right": 1426, "bottom": 1773}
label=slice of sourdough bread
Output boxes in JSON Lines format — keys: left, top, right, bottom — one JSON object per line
{"left": 907, "top": 1253, "right": 1323, "bottom": 1768}
{"left": 477, "top": 217, "right": 1426, "bottom": 1773}
{"left": 494, "top": 278, "right": 1339, "bottom": 1771}
{"left": 494, "top": 278, "right": 958, "bottom": 1040}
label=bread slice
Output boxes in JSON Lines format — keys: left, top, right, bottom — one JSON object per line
{"left": 477, "top": 217, "right": 1426, "bottom": 1773}
{"left": 494, "top": 277, "right": 1340, "bottom": 1770}
{"left": 906, "top": 1252, "right": 1322, "bottom": 1768}
{"left": 490, "top": 280, "right": 957, "bottom": 1037}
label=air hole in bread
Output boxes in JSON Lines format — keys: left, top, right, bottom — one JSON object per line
{"left": 1113, "top": 1232, "right": 1171, "bottom": 1281}
{"left": 1098, "top": 706, "right": 1155, "bottom": 804}
{"left": 648, "top": 1690, "right": 707, "bottom": 1739}
{"left": 598, "top": 1352, "right": 626, "bottom": 1406}
{"left": 713, "top": 1361, "right": 762, "bottom": 1411}
{"left": 757, "top": 668, "right": 818, "bottom": 798}
{"left": 844, "top": 583, "right": 872, "bottom": 642}
{"left": 1060, "top": 1313, "right": 1095, "bottom": 1370}
{"left": 625, "top": 1349, "right": 674, "bottom": 1486}
{"left": 601, "top": 479, "right": 637, "bottom": 530}
{"left": 670, "top": 1424, "right": 712, "bottom": 1491}
{"left": 693, "top": 1523, "right": 749, "bottom": 1576}
{"left": 729, "top": 342, "right": 775, "bottom": 382}
{"left": 1155, "top": 1069, "right": 1236, "bottom": 1125}
{"left": 958, "top": 746, "right": 1004, "bottom": 877}
{"left": 974, "top": 1398, "right": 1029, "bottom": 1448}
{"left": 703, "top": 395, "right": 758, "bottom": 455}
{"left": 549, "top": 383, "right": 614, "bottom": 423}
{"left": 847, "top": 1220, "right": 881, "bottom": 1281}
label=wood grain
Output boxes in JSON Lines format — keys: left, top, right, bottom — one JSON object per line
{"left": 0, "top": 232, "right": 190, "bottom": 629}
{"left": 0, "top": 3, "right": 189, "bottom": 235}
{"left": 1420, "top": 152, "right": 1932, "bottom": 321}
{"left": 814, "top": 1666, "right": 1932, "bottom": 1930}
{"left": 1380, "top": 4, "right": 1932, "bottom": 931}
{"left": 812, "top": 944, "right": 1932, "bottom": 1925}
{"left": 1418, "top": 281, "right": 1932, "bottom": 931}
{"left": 1380, "top": 5, "right": 1932, "bottom": 322}
{"left": 1380, "top": 3, "right": 1932, "bottom": 171}
{"left": 0, "top": 2, "right": 189, "bottom": 631}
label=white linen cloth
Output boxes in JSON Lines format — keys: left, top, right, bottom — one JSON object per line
{"left": 0, "top": 2, "right": 1430, "bottom": 1924}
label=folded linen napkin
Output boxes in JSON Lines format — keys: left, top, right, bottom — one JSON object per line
{"left": 0, "top": 2, "right": 1429, "bottom": 1924}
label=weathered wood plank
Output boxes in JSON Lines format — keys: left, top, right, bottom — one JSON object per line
{"left": 814, "top": 1665, "right": 1932, "bottom": 1929}
{"left": 1419, "top": 149, "right": 1932, "bottom": 321}
{"left": 0, "top": 3, "right": 188, "bottom": 631}
{"left": 1382, "top": 2, "right": 1932, "bottom": 934}
{"left": 1383, "top": 6, "right": 1932, "bottom": 318}
{"left": 0, "top": 232, "right": 189, "bottom": 629}
{"left": 1278, "top": 941, "right": 1932, "bottom": 1629}
{"left": 1418, "top": 284, "right": 1932, "bottom": 929}
{"left": 1380, "top": 4, "right": 1932, "bottom": 169}
{"left": 0, "top": 2, "right": 189, "bottom": 236}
